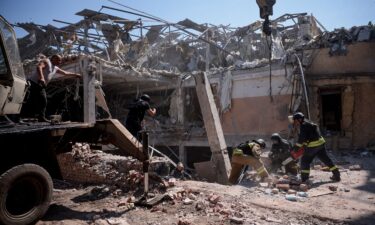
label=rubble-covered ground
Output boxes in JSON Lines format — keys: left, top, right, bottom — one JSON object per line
{"left": 36, "top": 147, "right": 375, "bottom": 225}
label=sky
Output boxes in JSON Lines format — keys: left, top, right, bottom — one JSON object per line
{"left": 0, "top": 0, "right": 374, "bottom": 37}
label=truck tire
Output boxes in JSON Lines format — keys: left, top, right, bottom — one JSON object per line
{"left": 0, "top": 164, "right": 53, "bottom": 225}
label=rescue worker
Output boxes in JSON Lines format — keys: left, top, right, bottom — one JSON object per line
{"left": 269, "top": 133, "right": 299, "bottom": 175}
{"left": 229, "top": 139, "right": 269, "bottom": 184}
{"left": 170, "top": 162, "right": 186, "bottom": 180}
{"left": 23, "top": 54, "right": 81, "bottom": 122}
{"left": 125, "top": 94, "right": 156, "bottom": 141}
{"left": 292, "top": 112, "right": 340, "bottom": 183}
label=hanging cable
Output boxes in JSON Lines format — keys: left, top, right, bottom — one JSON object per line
{"left": 265, "top": 34, "right": 273, "bottom": 102}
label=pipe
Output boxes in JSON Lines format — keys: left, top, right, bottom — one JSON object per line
{"left": 142, "top": 131, "right": 149, "bottom": 196}
{"left": 294, "top": 53, "right": 310, "bottom": 119}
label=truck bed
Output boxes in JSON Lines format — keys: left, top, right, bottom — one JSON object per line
{"left": 0, "top": 121, "right": 93, "bottom": 134}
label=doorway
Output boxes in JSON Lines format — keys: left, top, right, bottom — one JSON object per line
{"left": 320, "top": 90, "right": 342, "bottom": 131}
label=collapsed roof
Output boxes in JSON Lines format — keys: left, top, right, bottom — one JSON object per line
{"left": 16, "top": 5, "right": 375, "bottom": 80}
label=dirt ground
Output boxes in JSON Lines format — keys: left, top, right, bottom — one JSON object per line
{"left": 37, "top": 152, "right": 375, "bottom": 225}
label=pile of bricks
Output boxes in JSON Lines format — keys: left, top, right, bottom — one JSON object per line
{"left": 57, "top": 142, "right": 170, "bottom": 188}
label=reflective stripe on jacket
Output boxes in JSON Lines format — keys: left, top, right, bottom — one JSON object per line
{"left": 296, "top": 136, "right": 325, "bottom": 148}
{"left": 233, "top": 148, "right": 244, "bottom": 156}
{"left": 296, "top": 120, "right": 325, "bottom": 148}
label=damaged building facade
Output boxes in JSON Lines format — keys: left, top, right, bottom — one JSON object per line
{"left": 16, "top": 6, "right": 375, "bottom": 169}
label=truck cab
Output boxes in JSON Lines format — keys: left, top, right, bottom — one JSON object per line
{"left": 0, "top": 15, "right": 145, "bottom": 225}
{"left": 0, "top": 15, "right": 27, "bottom": 116}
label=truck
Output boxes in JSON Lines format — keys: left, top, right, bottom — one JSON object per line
{"left": 0, "top": 15, "right": 146, "bottom": 225}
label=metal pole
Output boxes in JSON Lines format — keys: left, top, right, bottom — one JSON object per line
{"left": 142, "top": 131, "right": 149, "bottom": 196}
{"left": 294, "top": 53, "right": 310, "bottom": 120}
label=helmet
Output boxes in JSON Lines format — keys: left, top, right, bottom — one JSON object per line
{"left": 254, "top": 139, "right": 266, "bottom": 149}
{"left": 140, "top": 94, "right": 151, "bottom": 102}
{"left": 292, "top": 112, "right": 304, "bottom": 121}
{"left": 271, "top": 133, "right": 281, "bottom": 141}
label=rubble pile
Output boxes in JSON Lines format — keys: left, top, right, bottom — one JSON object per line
{"left": 16, "top": 10, "right": 322, "bottom": 73}
{"left": 57, "top": 142, "right": 170, "bottom": 189}
{"left": 244, "top": 174, "right": 311, "bottom": 202}
{"left": 149, "top": 186, "right": 253, "bottom": 224}
{"left": 304, "top": 25, "right": 375, "bottom": 55}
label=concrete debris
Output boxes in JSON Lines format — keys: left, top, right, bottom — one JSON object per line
{"left": 208, "top": 194, "right": 221, "bottom": 204}
{"left": 58, "top": 142, "right": 172, "bottom": 191}
{"left": 285, "top": 194, "right": 299, "bottom": 202}
{"left": 16, "top": 10, "right": 343, "bottom": 76}
{"left": 195, "top": 201, "right": 205, "bottom": 211}
{"left": 183, "top": 198, "right": 194, "bottom": 205}
{"left": 297, "top": 192, "right": 308, "bottom": 197}
{"left": 37, "top": 148, "right": 375, "bottom": 224}
{"left": 229, "top": 216, "right": 244, "bottom": 224}
{"left": 299, "top": 184, "right": 309, "bottom": 192}
{"left": 328, "top": 185, "right": 338, "bottom": 192}
{"left": 177, "top": 219, "right": 192, "bottom": 225}
{"left": 349, "top": 164, "right": 362, "bottom": 171}
{"left": 271, "top": 188, "right": 279, "bottom": 194}
{"left": 304, "top": 25, "right": 375, "bottom": 56}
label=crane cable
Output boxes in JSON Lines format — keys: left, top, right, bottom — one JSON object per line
{"left": 265, "top": 34, "right": 273, "bottom": 102}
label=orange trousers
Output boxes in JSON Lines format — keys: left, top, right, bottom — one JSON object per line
{"left": 229, "top": 155, "right": 269, "bottom": 184}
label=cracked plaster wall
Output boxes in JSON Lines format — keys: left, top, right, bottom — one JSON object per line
{"left": 219, "top": 66, "right": 293, "bottom": 144}
{"left": 306, "top": 42, "right": 375, "bottom": 148}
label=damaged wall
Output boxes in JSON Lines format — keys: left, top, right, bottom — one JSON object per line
{"left": 352, "top": 83, "right": 375, "bottom": 148}
{"left": 218, "top": 65, "right": 294, "bottom": 145}
{"left": 306, "top": 42, "right": 375, "bottom": 149}
{"left": 306, "top": 42, "right": 375, "bottom": 76}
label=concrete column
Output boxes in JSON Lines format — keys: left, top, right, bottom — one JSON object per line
{"left": 179, "top": 144, "right": 186, "bottom": 166}
{"left": 177, "top": 79, "right": 185, "bottom": 125}
{"left": 81, "top": 57, "right": 96, "bottom": 123}
{"left": 194, "top": 71, "right": 231, "bottom": 184}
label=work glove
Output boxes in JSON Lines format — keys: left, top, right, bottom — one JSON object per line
{"left": 292, "top": 145, "right": 300, "bottom": 152}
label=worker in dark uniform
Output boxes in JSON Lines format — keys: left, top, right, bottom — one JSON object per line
{"left": 292, "top": 112, "right": 340, "bottom": 183}
{"left": 269, "top": 133, "right": 299, "bottom": 175}
{"left": 125, "top": 94, "right": 156, "bottom": 141}
{"left": 170, "top": 162, "right": 186, "bottom": 180}
{"left": 229, "top": 139, "right": 269, "bottom": 184}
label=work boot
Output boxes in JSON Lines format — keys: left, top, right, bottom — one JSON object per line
{"left": 301, "top": 173, "right": 309, "bottom": 183}
{"left": 330, "top": 169, "right": 341, "bottom": 182}
{"left": 301, "top": 179, "right": 313, "bottom": 187}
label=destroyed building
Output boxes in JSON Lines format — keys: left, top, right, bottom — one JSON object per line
{"left": 16, "top": 7, "right": 375, "bottom": 171}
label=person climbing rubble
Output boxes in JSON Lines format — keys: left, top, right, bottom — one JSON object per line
{"left": 291, "top": 112, "right": 341, "bottom": 183}
{"left": 125, "top": 94, "right": 156, "bottom": 141}
{"left": 269, "top": 133, "right": 299, "bottom": 175}
{"left": 22, "top": 54, "right": 81, "bottom": 122}
{"left": 229, "top": 139, "right": 269, "bottom": 184}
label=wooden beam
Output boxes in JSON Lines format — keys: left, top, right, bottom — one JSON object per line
{"left": 95, "top": 119, "right": 145, "bottom": 161}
